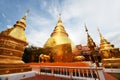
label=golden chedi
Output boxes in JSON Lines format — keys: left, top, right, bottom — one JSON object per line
{"left": 98, "top": 29, "right": 120, "bottom": 68}
{"left": 44, "top": 17, "right": 75, "bottom": 62}
{"left": 0, "top": 13, "right": 31, "bottom": 74}
{"left": 85, "top": 25, "right": 100, "bottom": 67}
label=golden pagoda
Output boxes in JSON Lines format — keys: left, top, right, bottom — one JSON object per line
{"left": 85, "top": 25, "right": 99, "bottom": 67}
{"left": 85, "top": 25, "right": 96, "bottom": 50}
{"left": 44, "top": 16, "right": 75, "bottom": 62}
{"left": 0, "top": 12, "right": 31, "bottom": 74}
{"left": 98, "top": 28, "right": 120, "bottom": 68}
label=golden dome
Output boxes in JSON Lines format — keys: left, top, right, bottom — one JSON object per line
{"left": 44, "top": 17, "right": 75, "bottom": 52}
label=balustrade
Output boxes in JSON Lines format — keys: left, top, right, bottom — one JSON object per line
{"left": 31, "top": 66, "right": 105, "bottom": 80}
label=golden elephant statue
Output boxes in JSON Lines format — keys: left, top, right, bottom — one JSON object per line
{"left": 39, "top": 54, "right": 50, "bottom": 63}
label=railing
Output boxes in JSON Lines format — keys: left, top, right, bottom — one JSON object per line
{"left": 104, "top": 68, "right": 120, "bottom": 73}
{"left": 31, "top": 66, "right": 105, "bottom": 80}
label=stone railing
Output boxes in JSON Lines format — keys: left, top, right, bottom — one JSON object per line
{"left": 31, "top": 66, "right": 105, "bottom": 80}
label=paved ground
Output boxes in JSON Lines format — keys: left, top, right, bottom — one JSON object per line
{"left": 104, "top": 72, "right": 118, "bottom": 80}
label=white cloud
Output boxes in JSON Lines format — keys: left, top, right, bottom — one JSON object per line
{"left": 26, "top": 12, "right": 54, "bottom": 47}
{"left": 105, "top": 32, "right": 120, "bottom": 48}
{"left": 29, "top": 15, "right": 50, "bottom": 27}
{"left": 27, "top": 29, "right": 49, "bottom": 47}
{"left": 61, "top": 0, "right": 120, "bottom": 47}
{"left": 26, "top": 0, "right": 120, "bottom": 48}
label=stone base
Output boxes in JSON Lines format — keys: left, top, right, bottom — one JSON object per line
{"left": 0, "top": 71, "right": 35, "bottom": 80}
{"left": 0, "top": 64, "right": 32, "bottom": 75}
{"left": 102, "top": 58, "right": 120, "bottom": 68}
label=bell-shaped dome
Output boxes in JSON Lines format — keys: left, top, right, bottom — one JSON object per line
{"left": 44, "top": 17, "right": 75, "bottom": 52}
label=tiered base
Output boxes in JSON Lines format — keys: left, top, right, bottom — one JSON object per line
{"left": 102, "top": 58, "right": 120, "bottom": 68}
{"left": 0, "top": 63, "right": 32, "bottom": 75}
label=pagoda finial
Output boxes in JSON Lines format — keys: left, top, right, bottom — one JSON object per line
{"left": 22, "top": 9, "right": 30, "bottom": 20}
{"left": 59, "top": 13, "right": 61, "bottom": 18}
{"left": 97, "top": 27, "right": 103, "bottom": 39}
{"left": 14, "top": 10, "right": 30, "bottom": 30}
{"left": 25, "top": 9, "right": 30, "bottom": 16}
{"left": 97, "top": 27, "right": 100, "bottom": 34}
{"left": 97, "top": 27, "right": 102, "bottom": 38}
{"left": 97, "top": 27, "right": 109, "bottom": 44}
{"left": 84, "top": 24, "right": 90, "bottom": 37}
{"left": 85, "top": 23, "right": 88, "bottom": 32}
{"left": 50, "top": 13, "right": 68, "bottom": 37}
{"left": 58, "top": 13, "right": 62, "bottom": 23}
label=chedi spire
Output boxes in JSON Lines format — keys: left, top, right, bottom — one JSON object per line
{"left": 98, "top": 28, "right": 119, "bottom": 58}
{"left": 44, "top": 16, "right": 75, "bottom": 62}
{"left": 14, "top": 10, "right": 29, "bottom": 30}
{"left": 98, "top": 28, "right": 120, "bottom": 68}
{"left": 1, "top": 10, "right": 29, "bottom": 42}
{"left": 50, "top": 15, "right": 68, "bottom": 37}
{"left": 85, "top": 24, "right": 96, "bottom": 50}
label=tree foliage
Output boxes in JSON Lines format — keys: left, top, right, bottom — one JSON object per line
{"left": 22, "top": 45, "right": 45, "bottom": 63}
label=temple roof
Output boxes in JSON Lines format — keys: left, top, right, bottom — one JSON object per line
{"left": 76, "top": 44, "right": 100, "bottom": 55}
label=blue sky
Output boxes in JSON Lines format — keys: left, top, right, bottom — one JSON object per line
{"left": 0, "top": 0, "right": 120, "bottom": 48}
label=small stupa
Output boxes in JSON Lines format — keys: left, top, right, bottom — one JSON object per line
{"left": 0, "top": 11, "right": 31, "bottom": 74}
{"left": 98, "top": 28, "right": 120, "bottom": 68}
{"left": 85, "top": 25, "right": 99, "bottom": 67}
{"left": 44, "top": 16, "right": 75, "bottom": 62}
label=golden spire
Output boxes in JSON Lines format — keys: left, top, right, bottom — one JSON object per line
{"left": 14, "top": 10, "right": 29, "bottom": 30}
{"left": 50, "top": 14, "right": 68, "bottom": 37}
{"left": 97, "top": 28, "right": 109, "bottom": 44}
{"left": 58, "top": 13, "right": 62, "bottom": 23}
{"left": 1, "top": 10, "right": 29, "bottom": 41}
{"left": 98, "top": 28, "right": 120, "bottom": 59}
{"left": 98, "top": 27, "right": 115, "bottom": 50}
{"left": 85, "top": 24, "right": 96, "bottom": 49}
